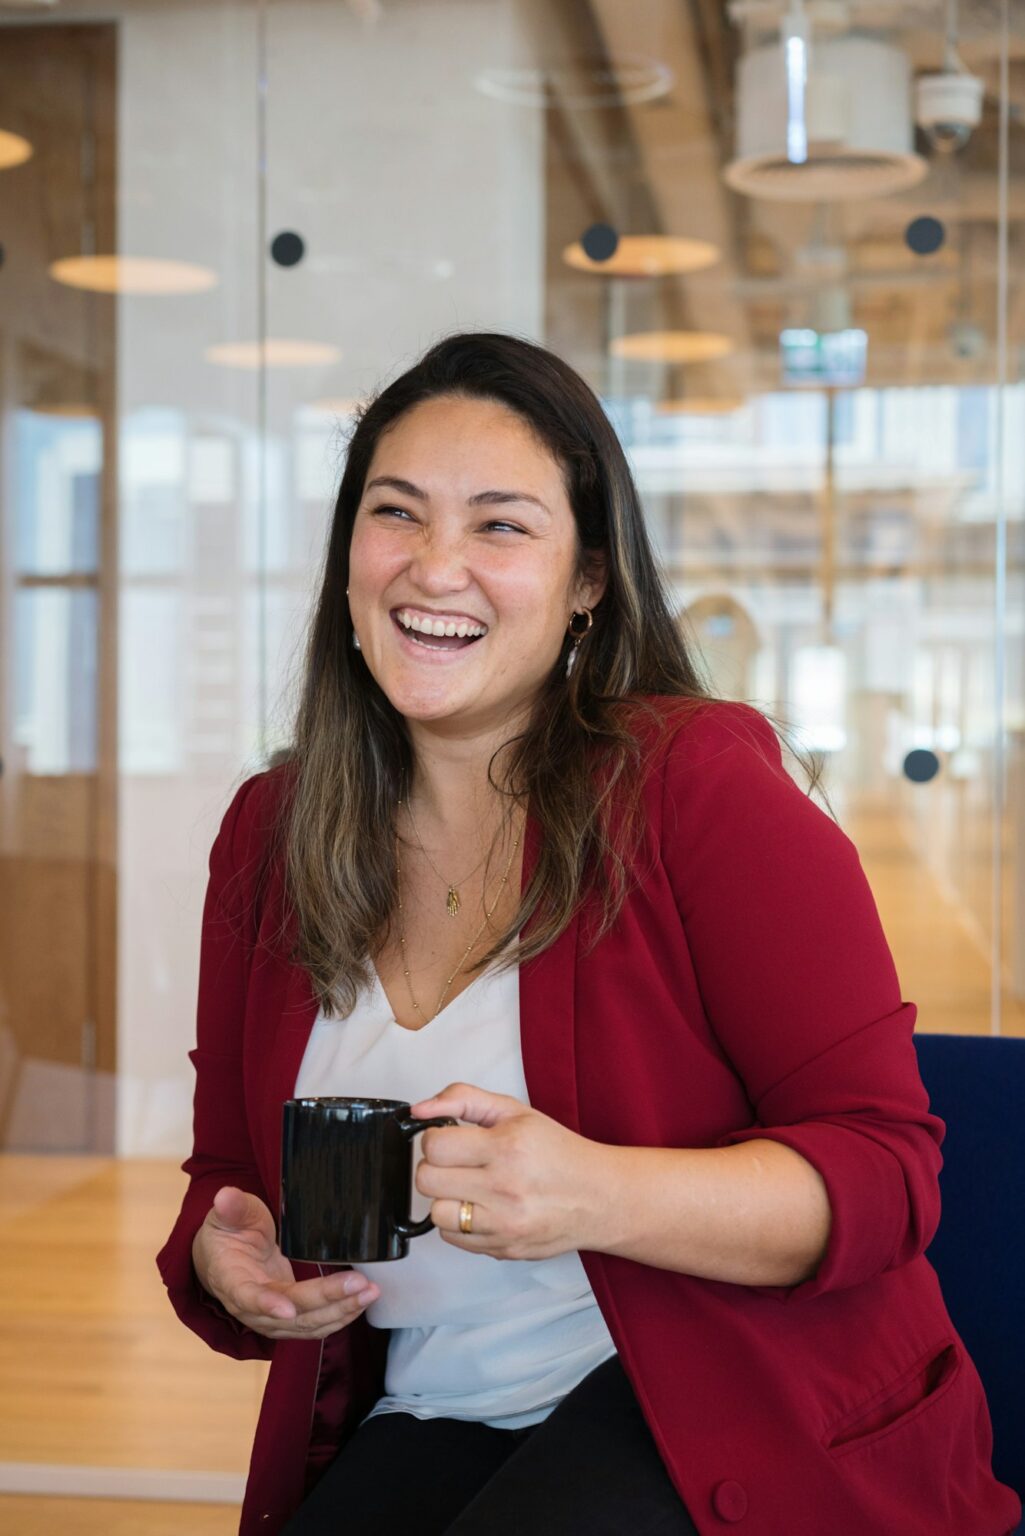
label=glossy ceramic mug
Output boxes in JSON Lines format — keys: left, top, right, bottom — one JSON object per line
{"left": 279, "top": 1096, "right": 458, "bottom": 1263}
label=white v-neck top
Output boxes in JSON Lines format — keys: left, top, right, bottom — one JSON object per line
{"left": 293, "top": 959, "right": 617, "bottom": 1429}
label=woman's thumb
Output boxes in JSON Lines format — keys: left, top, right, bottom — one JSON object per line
{"left": 211, "top": 1185, "right": 265, "bottom": 1231}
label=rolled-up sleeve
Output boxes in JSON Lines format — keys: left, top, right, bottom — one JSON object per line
{"left": 660, "top": 701, "right": 945, "bottom": 1303}
{"left": 155, "top": 774, "right": 276, "bottom": 1360}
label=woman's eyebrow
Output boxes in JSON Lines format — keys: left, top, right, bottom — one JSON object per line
{"left": 471, "top": 488, "right": 551, "bottom": 518}
{"left": 365, "top": 475, "right": 551, "bottom": 518}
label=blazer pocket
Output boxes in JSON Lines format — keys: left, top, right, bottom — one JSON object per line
{"left": 824, "top": 1339, "right": 962, "bottom": 1458}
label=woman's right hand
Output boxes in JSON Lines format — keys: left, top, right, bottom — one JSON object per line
{"left": 192, "top": 1186, "right": 380, "bottom": 1340}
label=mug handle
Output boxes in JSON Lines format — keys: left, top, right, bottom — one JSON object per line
{"left": 393, "top": 1116, "right": 459, "bottom": 1238}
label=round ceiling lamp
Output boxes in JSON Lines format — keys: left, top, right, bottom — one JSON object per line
{"left": 25, "top": 401, "right": 99, "bottom": 418}
{"left": 475, "top": 56, "right": 672, "bottom": 109}
{"left": 657, "top": 397, "right": 746, "bottom": 415}
{"left": 205, "top": 339, "right": 341, "bottom": 369}
{"left": 304, "top": 396, "right": 362, "bottom": 419}
{"left": 611, "top": 330, "right": 735, "bottom": 364}
{"left": 0, "top": 130, "right": 32, "bottom": 170}
{"left": 724, "top": 34, "right": 926, "bottom": 203}
{"left": 49, "top": 256, "right": 218, "bottom": 294}
{"left": 563, "top": 234, "right": 719, "bottom": 277}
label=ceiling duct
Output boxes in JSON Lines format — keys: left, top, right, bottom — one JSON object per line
{"left": 724, "top": 30, "right": 927, "bottom": 201}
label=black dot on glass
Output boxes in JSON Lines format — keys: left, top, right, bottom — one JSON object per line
{"left": 270, "top": 231, "right": 305, "bottom": 267}
{"left": 905, "top": 217, "right": 945, "bottom": 256}
{"left": 903, "top": 748, "right": 940, "bottom": 784}
{"left": 0, "top": 245, "right": 6, "bottom": 269}
{"left": 581, "top": 223, "right": 619, "bottom": 263}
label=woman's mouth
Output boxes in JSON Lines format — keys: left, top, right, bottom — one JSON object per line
{"left": 390, "top": 608, "right": 487, "bottom": 653}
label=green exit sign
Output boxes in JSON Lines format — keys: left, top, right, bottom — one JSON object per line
{"left": 780, "top": 328, "right": 867, "bottom": 387}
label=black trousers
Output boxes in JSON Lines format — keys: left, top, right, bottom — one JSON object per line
{"left": 281, "top": 1353, "right": 700, "bottom": 1536}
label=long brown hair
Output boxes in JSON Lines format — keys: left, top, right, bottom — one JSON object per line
{"left": 279, "top": 331, "right": 825, "bottom": 1017}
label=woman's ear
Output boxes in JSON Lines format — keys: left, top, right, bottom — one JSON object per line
{"left": 575, "top": 549, "right": 608, "bottom": 612}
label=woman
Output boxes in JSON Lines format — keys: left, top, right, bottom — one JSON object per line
{"left": 157, "top": 332, "right": 1021, "bottom": 1536}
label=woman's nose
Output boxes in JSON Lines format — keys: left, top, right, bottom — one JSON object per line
{"left": 407, "top": 531, "right": 470, "bottom": 593}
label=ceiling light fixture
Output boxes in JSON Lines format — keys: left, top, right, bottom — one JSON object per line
{"left": 23, "top": 401, "right": 98, "bottom": 419}
{"left": 782, "top": 0, "right": 809, "bottom": 163}
{"left": 49, "top": 256, "right": 218, "bottom": 294}
{"left": 0, "top": 129, "right": 32, "bottom": 170}
{"left": 307, "top": 396, "right": 361, "bottom": 414}
{"left": 563, "top": 234, "right": 719, "bottom": 277}
{"left": 611, "top": 331, "right": 735, "bottom": 363}
{"left": 723, "top": 24, "right": 926, "bottom": 201}
{"left": 656, "top": 397, "right": 746, "bottom": 415}
{"left": 205, "top": 339, "right": 341, "bottom": 369}
{"left": 475, "top": 56, "right": 673, "bottom": 109}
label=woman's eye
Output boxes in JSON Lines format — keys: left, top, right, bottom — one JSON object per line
{"left": 369, "top": 506, "right": 523, "bottom": 535}
{"left": 372, "top": 505, "right": 415, "bottom": 521}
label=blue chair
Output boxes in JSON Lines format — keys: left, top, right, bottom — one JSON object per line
{"left": 913, "top": 1032, "right": 1025, "bottom": 1528}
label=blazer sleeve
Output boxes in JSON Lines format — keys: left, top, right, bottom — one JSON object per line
{"left": 155, "top": 774, "right": 276, "bottom": 1361}
{"left": 660, "top": 701, "right": 945, "bottom": 1304}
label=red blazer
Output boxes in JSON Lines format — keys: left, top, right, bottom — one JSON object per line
{"left": 157, "top": 698, "right": 1021, "bottom": 1536}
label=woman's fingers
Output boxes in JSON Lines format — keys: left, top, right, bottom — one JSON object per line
{"left": 282, "top": 1271, "right": 377, "bottom": 1310}
{"left": 236, "top": 1277, "right": 380, "bottom": 1338}
{"left": 221, "top": 1265, "right": 345, "bottom": 1317}
{"left": 196, "top": 1191, "right": 383, "bottom": 1338}
{"left": 236, "top": 1280, "right": 298, "bottom": 1322}
{"left": 265, "top": 1293, "right": 375, "bottom": 1337}
{"left": 235, "top": 1271, "right": 379, "bottom": 1325}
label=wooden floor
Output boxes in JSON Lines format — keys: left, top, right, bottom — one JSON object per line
{"left": 0, "top": 806, "right": 1021, "bottom": 1534}
{"left": 850, "top": 802, "right": 1025, "bottom": 1037}
{"left": 0, "top": 1157, "right": 262, "bottom": 1534}
{"left": 0, "top": 1495, "right": 239, "bottom": 1535}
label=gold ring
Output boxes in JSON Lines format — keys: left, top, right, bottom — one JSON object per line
{"left": 459, "top": 1200, "right": 474, "bottom": 1234}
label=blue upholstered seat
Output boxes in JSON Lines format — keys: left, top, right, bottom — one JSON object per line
{"left": 913, "top": 1032, "right": 1025, "bottom": 1529}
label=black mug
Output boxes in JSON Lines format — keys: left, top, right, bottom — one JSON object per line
{"left": 279, "top": 1096, "right": 458, "bottom": 1263}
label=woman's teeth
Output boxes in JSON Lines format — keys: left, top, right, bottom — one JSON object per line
{"left": 395, "top": 610, "right": 486, "bottom": 640}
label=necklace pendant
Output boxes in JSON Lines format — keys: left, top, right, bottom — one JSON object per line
{"left": 446, "top": 887, "right": 460, "bottom": 918}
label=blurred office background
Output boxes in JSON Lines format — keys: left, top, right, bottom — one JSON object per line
{"left": 0, "top": 0, "right": 1022, "bottom": 1529}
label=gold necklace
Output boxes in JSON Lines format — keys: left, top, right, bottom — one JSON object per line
{"left": 395, "top": 821, "right": 522, "bottom": 1023}
{"left": 399, "top": 796, "right": 489, "bottom": 918}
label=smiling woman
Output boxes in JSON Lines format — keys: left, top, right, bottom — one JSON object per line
{"left": 157, "top": 332, "right": 1020, "bottom": 1536}
{"left": 280, "top": 333, "right": 719, "bottom": 1027}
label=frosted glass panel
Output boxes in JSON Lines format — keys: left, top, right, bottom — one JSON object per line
{"left": 14, "top": 588, "right": 98, "bottom": 774}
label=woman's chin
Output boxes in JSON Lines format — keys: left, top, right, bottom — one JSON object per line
{"left": 372, "top": 657, "right": 543, "bottom": 732}
{"left": 380, "top": 676, "right": 477, "bottom": 724}
{"left": 381, "top": 679, "right": 527, "bottom": 737}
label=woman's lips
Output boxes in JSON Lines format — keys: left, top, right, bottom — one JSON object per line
{"left": 391, "top": 606, "right": 487, "bottom": 638}
{"left": 390, "top": 612, "right": 483, "bottom": 655}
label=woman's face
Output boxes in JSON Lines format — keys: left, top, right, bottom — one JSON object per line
{"left": 347, "top": 394, "right": 605, "bottom": 737}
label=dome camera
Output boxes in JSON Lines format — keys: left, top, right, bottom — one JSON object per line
{"left": 948, "top": 320, "right": 986, "bottom": 360}
{"left": 915, "top": 71, "right": 984, "bottom": 153}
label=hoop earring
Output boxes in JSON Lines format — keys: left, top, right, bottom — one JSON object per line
{"left": 565, "top": 607, "right": 593, "bottom": 678}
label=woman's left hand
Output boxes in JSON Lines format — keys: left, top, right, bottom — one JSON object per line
{"left": 408, "top": 1083, "right": 611, "bottom": 1261}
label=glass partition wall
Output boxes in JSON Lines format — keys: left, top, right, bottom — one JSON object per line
{"left": 0, "top": 0, "right": 1020, "bottom": 1519}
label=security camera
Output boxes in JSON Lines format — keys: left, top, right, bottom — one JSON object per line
{"left": 915, "top": 71, "right": 984, "bottom": 153}
{"left": 948, "top": 320, "right": 985, "bottom": 359}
